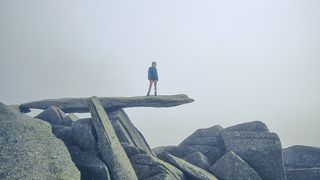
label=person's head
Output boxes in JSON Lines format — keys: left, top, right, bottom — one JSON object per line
{"left": 152, "top": 61, "right": 157, "bottom": 67}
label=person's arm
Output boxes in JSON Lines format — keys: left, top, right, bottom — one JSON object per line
{"left": 148, "top": 67, "right": 151, "bottom": 80}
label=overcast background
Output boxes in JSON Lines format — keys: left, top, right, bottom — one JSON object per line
{"left": 1, "top": 0, "right": 320, "bottom": 148}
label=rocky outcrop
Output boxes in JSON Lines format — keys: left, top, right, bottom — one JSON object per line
{"left": 0, "top": 102, "right": 80, "bottom": 179}
{"left": 209, "top": 151, "right": 262, "bottom": 180}
{"left": 88, "top": 96, "right": 138, "bottom": 180}
{"left": 159, "top": 152, "right": 217, "bottom": 180}
{"left": 109, "top": 108, "right": 155, "bottom": 156}
{"left": 20, "top": 94, "right": 194, "bottom": 113}
{"left": 220, "top": 131, "right": 286, "bottom": 180}
{"left": 283, "top": 145, "right": 320, "bottom": 180}
{"left": 157, "top": 121, "right": 287, "bottom": 180}
{"left": 4, "top": 94, "right": 319, "bottom": 180}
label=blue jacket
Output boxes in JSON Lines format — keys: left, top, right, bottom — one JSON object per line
{"left": 148, "top": 67, "right": 158, "bottom": 80}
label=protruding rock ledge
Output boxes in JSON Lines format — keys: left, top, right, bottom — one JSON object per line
{"left": 20, "top": 94, "right": 194, "bottom": 113}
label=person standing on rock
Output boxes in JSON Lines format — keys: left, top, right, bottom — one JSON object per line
{"left": 146, "top": 61, "right": 158, "bottom": 96}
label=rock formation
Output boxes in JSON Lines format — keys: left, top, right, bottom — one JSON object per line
{"left": 1, "top": 94, "right": 319, "bottom": 180}
{"left": 155, "top": 121, "right": 287, "bottom": 180}
{"left": 0, "top": 102, "right": 80, "bottom": 179}
{"left": 20, "top": 94, "right": 194, "bottom": 113}
{"left": 219, "top": 131, "right": 286, "bottom": 180}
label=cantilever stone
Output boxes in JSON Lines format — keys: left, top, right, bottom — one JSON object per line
{"left": 20, "top": 94, "right": 194, "bottom": 113}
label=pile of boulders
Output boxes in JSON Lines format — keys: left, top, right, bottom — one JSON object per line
{"left": 154, "top": 121, "right": 286, "bottom": 180}
{"left": 1, "top": 94, "right": 319, "bottom": 180}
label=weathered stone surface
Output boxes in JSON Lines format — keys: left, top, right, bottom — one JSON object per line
{"left": 285, "top": 168, "right": 320, "bottom": 180}
{"left": 153, "top": 146, "right": 177, "bottom": 155}
{"left": 122, "top": 143, "right": 147, "bottom": 158}
{"left": 130, "top": 153, "right": 186, "bottom": 180}
{"left": 0, "top": 102, "right": 80, "bottom": 179}
{"left": 283, "top": 145, "right": 320, "bottom": 168}
{"left": 159, "top": 153, "right": 217, "bottom": 180}
{"left": 52, "top": 125, "right": 75, "bottom": 146}
{"left": 223, "top": 121, "right": 269, "bottom": 132}
{"left": 71, "top": 118, "right": 97, "bottom": 151}
{"left": 154, "top": 145, "right": 220, "bottom": 165}
{"left": 181, "top": 125, "right": 223, "bottom": 144}
{"left": 183, "top": 151, "right": 211, "bottom": 171}
{"left": 178, "top": 125, "right": 223, "bottom": 163}
{"left": 68, "top": 146, "right": 110, "bottom": 180}
{"left": 209, "top": 151, "right": 262, "bottom": 180}
{"left": 283, "top": 145, "right": 320, "bottom": 180}
{"left": 20, "top": 94, "right": 194, "bottom": 113}
{"left": 9, "top": 104, "right": 21, "bottom": 112}
{"left": 35, "top": 106, "right": 71, "bottom": 126}
{"left": 88, "top": 96, "right": 138, "bottom": 180}
{"left": 109, "top": 108, "right": 155, "bottom": 156}
{"left": 220, "top": 131, "right": 286, "bottom": 180}
{"left": 111, "top": 119, "right": 135, "bottom": 144}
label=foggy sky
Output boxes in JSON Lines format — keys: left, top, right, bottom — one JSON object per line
{"left": 1, "top": 0, "right": 320, "bottom": 148}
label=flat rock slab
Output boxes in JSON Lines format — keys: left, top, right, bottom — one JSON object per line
{"left": 209, "top": 151, "right": 262, "bottom": 180}
{"left": 20, "top": 94, "right": 194, "bottom": 113}
{"left": 88, "top": 96, "right": 138, "bottom": 180}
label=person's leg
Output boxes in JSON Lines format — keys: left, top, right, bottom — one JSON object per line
{"left": 147, "top": 80, "right": 153, "bottom": 96}
{"left": 154, "top": 80, "right": 158, "bottom": 96}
